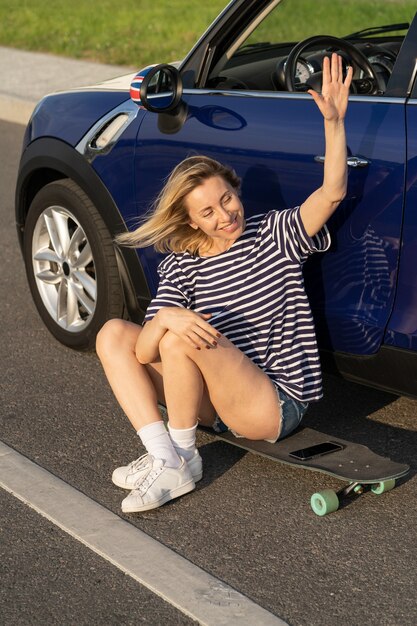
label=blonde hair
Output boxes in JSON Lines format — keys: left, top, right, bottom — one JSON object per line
{"left": 116, "top": 155, "right": 240, "bottom": 255}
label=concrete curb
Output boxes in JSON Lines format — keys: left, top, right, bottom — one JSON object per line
{"left": 0, "top": 94, "right": 36, "bottom": 125}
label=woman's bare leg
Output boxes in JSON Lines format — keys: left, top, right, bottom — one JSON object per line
{"left": 96, "top": 319, "right": 280, "bottom": 439}
{"left": 97, "top": 320, "right": 208, "bottom": 511}
{"left": 97, "top": 318, "right": 212, "bottom": 511}
{"left": 96, "top": 319, "right": 163, "bottom": 431}
{"left": 159, "top": 331, "right": 282, "bottom": 441}
{"left": 95, "top": 319, "right": 216, "bottom": 431}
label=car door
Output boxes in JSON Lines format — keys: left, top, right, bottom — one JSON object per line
{"left": 133, "top": 0, "right": 409, "bottom": 357}
{"left": 383, "top": 67, "right": 417, "bottom": 353}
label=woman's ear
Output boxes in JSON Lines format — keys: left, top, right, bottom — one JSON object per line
{"left": 189, "top": 221, "right": 199, "bottom": 230}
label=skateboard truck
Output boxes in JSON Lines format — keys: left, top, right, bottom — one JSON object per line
{"left": 310, "top": 479, "right": 397, "bottom": 516}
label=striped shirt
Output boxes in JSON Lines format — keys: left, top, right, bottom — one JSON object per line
{"left": 144, "top": 207, "right": 331, "bottom": 401}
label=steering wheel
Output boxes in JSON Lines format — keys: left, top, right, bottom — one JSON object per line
{"left": 284, "top": 35, "right": 384, "bottom": 95}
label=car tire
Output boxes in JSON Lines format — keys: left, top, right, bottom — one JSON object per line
{"left": 23, "top": 178, "right": 124, "bottom": 350}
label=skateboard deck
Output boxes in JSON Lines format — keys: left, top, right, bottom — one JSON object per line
{"left": 208, "top": 426, "right": 410, "bottom": 515}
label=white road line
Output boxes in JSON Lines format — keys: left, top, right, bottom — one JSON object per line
{"left": 0, "top": 441, "right": 287, "bottom": 626}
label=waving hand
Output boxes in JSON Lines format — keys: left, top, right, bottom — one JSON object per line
{"left": 308, "top": 53, "right": 353, "bottom": 122}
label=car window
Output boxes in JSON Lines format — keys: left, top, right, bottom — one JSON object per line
{"left": 207, "top": 0, "right": 414, "bottom": 95}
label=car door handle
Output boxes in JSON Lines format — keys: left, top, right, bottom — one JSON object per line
{"left": 314, "top": 156, "right": 369, "bottom": 168}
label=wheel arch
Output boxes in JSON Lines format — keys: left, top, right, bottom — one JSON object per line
{"left": 16, "top": 137, "right": 151, "bottom": 322}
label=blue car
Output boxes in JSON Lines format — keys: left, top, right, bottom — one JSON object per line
{"left": 15, "top": 0, "right": 417, "bottom": 397}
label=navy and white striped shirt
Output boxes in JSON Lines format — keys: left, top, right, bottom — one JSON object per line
{"left": 144, "top": 207, "right": 331, "bottom": 401}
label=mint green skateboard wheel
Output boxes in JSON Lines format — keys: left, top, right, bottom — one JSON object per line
{"left": 371, "top": 479, "right": 396, "bottom": 495}
{"left": 310, "top": 489, "right": 339, "bottom": 516}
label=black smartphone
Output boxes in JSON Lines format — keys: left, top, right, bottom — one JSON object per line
{"left": 289, "top": 441, "right": 344, "bottom": 461}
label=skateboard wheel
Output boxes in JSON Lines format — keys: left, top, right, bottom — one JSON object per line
{"left": 371, "top": 479, "right": 396, "bottom": 495}
{"left": 310, "top": 489, "right": 339, "bottom": 516}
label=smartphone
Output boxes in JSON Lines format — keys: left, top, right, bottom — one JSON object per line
{"left": 289, "top": 441, "right": 344, "bottom": 461}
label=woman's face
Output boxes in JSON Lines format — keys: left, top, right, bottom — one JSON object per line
{"left": 185, "top": 176, "right": 245, "bottom": 254}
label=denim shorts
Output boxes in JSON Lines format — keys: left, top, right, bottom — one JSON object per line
{"left": 212, "top": 387, "right": 309, "bottom": 443}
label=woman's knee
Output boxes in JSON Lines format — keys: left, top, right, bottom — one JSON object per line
{"left": 96, "top": 319, "right": 139, "bottom": 360}
{"left": 158, "top": 330, "right": 185, "bottom": 356}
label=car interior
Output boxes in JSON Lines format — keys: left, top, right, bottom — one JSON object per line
{"left": 206, "top": 2, "right": 409, "bottom": 96}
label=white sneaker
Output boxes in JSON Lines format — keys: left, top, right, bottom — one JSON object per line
{"left": 121, "top": 456, "right": 195, "bottom": 513}
{"left": 112, "top": 449, "right": 202, "bottom": 489}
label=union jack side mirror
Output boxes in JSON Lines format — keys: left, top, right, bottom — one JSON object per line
{"left": 130, "top": 64, "right": 183, "bottom": 114}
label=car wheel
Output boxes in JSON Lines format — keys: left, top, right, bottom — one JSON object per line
{"left": 23, "top": 179, "right": 124, "bottom": 350}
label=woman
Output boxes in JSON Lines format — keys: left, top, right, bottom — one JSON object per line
{"left": 96, "top": 53, "right": 352, "bottom": 513}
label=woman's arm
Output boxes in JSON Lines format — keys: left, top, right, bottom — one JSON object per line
{"left": 135, "top": 307, "right": 220, "bottom": 364}
{"left": 135, "top": 313, "right": 168, "bottom": 364}
{"left": 300, "top": 53, "right": 353, "bottom": 237}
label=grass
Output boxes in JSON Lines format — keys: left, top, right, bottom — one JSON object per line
{"left": 0, "top": 0, "right": 415, "bottom": 67}
{"left": 0, "top": 0, "right": 226, "bottom": 66}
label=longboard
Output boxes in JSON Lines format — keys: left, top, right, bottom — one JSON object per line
{"left": 207, "top": 426, "right": 410, "bottom": 516}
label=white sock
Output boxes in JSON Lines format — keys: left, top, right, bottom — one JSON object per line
{"left": 168, "top": 423, "right": 197, "bottom": 462}
{"left": 137, "top": 421, "right": 181, "bottom": 468}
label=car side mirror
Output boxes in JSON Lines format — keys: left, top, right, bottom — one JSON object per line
{"left": 130, "top": 64, "right": 183, "bottom": 114}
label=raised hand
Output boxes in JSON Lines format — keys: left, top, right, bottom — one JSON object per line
{"left": 308, "top": 52, "right": 353, "bottom": 122}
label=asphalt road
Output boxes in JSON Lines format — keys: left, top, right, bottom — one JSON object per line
{"left": 2, "top": 119, "right": 417, "bottom": 626}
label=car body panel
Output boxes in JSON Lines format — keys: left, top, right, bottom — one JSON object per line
{"left": 24, "top": 91, "right": 132, "bottom": 148}
{"left": 88, "top": 108, "right": 146, "bottom": 229}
